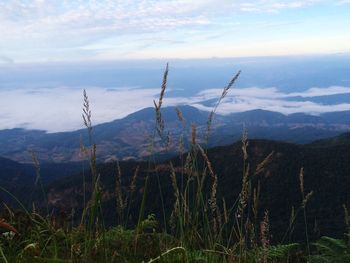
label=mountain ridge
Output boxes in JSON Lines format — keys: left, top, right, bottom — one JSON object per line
{"left": 2, "top": 132, "right": 350, "bottom": 241}
{"left": 33, "top": 133, "right": 350, "bottom": 241}
{"left": 1, "top": 105, "right": 350, "bottom": 163}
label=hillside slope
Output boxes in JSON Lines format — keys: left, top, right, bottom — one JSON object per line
{"left": 1, "top": 106, "right": 350, "bottom": 163}
{"left": 32, "top": 134, "right": 350, "bottom": 242}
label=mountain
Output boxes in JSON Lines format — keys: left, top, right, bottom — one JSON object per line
{"left": 307, "top": 132, "right": 350, "bottom": 147}
{"left": 1, "top": 105, "right": 350, "bottom": 163}
{"left": 0, "top": 156, "right": 82, "bottom": 207}
{"left": 207, "top": 109, "right": 350, "bottom": 147}
{"left": 26, "top": 133, "right": 350, "bottom": 243}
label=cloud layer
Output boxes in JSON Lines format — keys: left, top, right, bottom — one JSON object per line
{"left": 1, "top": 0, "right": 349, "bottom": 61}
{"left": 2, "top": 85, "right": 350, "bottom": 132}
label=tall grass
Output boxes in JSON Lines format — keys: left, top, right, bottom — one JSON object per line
{"left": 0, "top": 65, "right": 335, "bottom": 263}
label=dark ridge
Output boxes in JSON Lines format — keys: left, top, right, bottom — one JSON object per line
{"left": 11, "top": 134, "right": 348, "bottom": 243}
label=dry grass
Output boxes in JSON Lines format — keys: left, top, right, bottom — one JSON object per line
{"left": 260, "top": 210, "right": 270, "bottom": 263}
{"left": 0, "top": 65, "right": 326, "bottom": 263}
{"left": 154, "top": 63, "right": 169, "bottom": 142}
{"left": 205, "top": 70, "right": 241, "bottom": 143}
{"left": 254, "top": 151, "right": 274, "bottom": 176}
{"left": 82, "top": 89, "right": 93, "bottom": 139}
{"left": 115, "top": 161, "right": 125, "bottom": 220}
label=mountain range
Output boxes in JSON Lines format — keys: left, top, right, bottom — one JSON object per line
{"left": 1, "top": 105, "right": 350, "bottom": 163}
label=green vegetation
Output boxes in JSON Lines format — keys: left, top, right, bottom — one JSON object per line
{"left": 0, "top": 66, "right": 349, "bottom": 262}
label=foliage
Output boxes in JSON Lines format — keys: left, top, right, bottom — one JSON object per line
{"left": 310, "top": 236, "right": 350, "bottom": 263}
{"left": 0, "top": 65, "right": 348, "bottom": 263}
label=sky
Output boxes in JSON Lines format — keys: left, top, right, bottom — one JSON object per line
{"left": 1, "top": 1, "right": 350, "bottom": 132}
{"left": 1, "top": 0, "right": 350, "bottom": 63}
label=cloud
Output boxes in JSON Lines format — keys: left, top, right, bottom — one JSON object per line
{"left": 196, "top": 86, "right": 350, "bottom": 100}
{"left": 337, "top": 0, "right": 350, "bottom": 5}
{"left": 0, "top": 1, "right": 212, "bottom": 47}
{"left": 194, "top": 96, "right": 350, "bottom": 115}
{"left": 285, "top": 86, "right": 350, "bottom": 98}
{"left": 0, "top": 86, "right": 160, "bottom": 132}
{"left": 191, "top": 86, "right": 350, "bottom": 115}
{"left": 237, "top": 0, "right": 320, "bottom": 12}
{"left": 0, "top": 55, "right": 14, "bottom": 64}
{"left": 0, "top": 0, "right": 332, "bottom": 61}
{"left": 0, "top": 0, "right": 321, "bottom": 36}
{"left": 2, "top": 85, "right": 350, "bottom": 132}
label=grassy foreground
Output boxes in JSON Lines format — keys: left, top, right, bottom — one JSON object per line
{"left": 1, "top": 66, "right": 350, "bottom": 263}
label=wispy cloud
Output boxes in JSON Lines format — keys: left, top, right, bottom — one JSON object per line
{"left": 337, "top": 0, "right": 350, "bottom": 5}
{"left": 0, "top": 0, "right": 321, "bottom": 38}
{"left": 0, "top": 1, "right": 212, "bottom": 46}
{"left": 1, "top": 0, "right": 347, "bottom": 61}
{"left": 237, "top": 0, "right": 320, "bottom": 12}
{"left": 0, "top": 55, "right": 14, "bottom": 64}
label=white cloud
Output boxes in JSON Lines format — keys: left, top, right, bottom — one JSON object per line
{"left": 0, "top": 55, "right": 14, "bottom": 64}
{"left": 0, "top": 1, "right": 212, "bottom": 46}
{"left": 237, "top": 0, "right": 320, "bottom": 12}
{"left": 2, "top": 85, "right": 350, "bottom": 132}
{"left": 286, "top": 86, "right": 350, "bottom": 98}
{"left": 196, "top": 86, "right": 350, "bottom": 100}
{"left": 337, "top": 0, "right": 350, "bottom": 5}
{"left": 192, "top": 86, "right": 350, "bottom": 115}
{"left": 0, "top": 86, "right": 160, "bottom": 132}
{"left": 197, "top": 96, "right": 350, "bottom": 115}
{"left": 0, "top": 0, "right": 333, "bottom": 61}
{"left": 197, "top": 87, "right": 284, "bottom": 99}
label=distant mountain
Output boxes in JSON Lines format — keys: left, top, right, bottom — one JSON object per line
{"left": 1, "top": 105, "right": 350, "bottom": 163}
{"left": 29, "top": 133, "right": 350, "bottom": 242}
{"left": 207, "top": 109, "right": 350, "bottom": 148}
